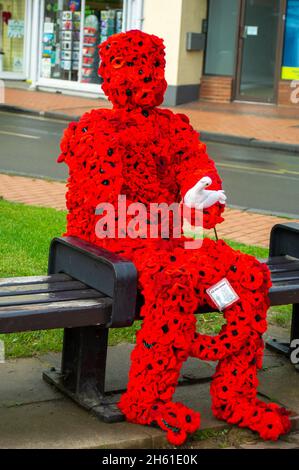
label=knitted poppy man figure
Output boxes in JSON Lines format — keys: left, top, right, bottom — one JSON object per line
{"left": 58, "top": 30, "right": 291, "bottom": 445}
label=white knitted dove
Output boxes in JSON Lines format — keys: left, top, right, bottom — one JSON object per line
{"left": 184, "top": 176, "right": 227, "bottom": 209}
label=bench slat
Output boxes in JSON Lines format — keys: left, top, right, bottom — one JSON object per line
{"left": 271, "top": 270, "right": 299, "bottom": 282}
{"left": 267, "top": 261, "right": 299, "bottom": 273}
{"left": 0, "top": 289, "right": 104, "bottom": 308}
{"left": 0, "top": 280, "right": 88, "bottom": 297}
{"left": 266, "top": 255, "right": 299, "bottom": 265}
{"left": 270, "top": 279, "right": 299, "bottom": 289}
{"left": 269, "top": 289, "right": 299, "bottom": 306}
{"left": 0, "top": 297, "right": 113, "bottom": 333}
{"left": 0, "top": 274, "right": 72, "bottom": 287}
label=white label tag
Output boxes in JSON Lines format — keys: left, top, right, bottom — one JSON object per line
{"left": 246, "top": 25, "right": 258, "bottom": 36}
{"left": 206, "top": 278, "right": 239, "bottom": 311}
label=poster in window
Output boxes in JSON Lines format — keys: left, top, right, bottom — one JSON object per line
{"left": 7, "top": 20, "right": 24, "bottom": 39}
{"left": 282, "top": 0, "right": 299, "bottom": 80}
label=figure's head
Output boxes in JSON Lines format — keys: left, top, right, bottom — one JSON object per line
{"left": 98, "top": 30, "right": 167, "bottom": 109}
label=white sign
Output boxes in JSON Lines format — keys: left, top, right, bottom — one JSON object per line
{"left": 13, "top": 57, "right": 23, "bottom": 73}
{"left": 7, "top": 20, "right": 24, "bottom": 39}
{"left": 206, "top": 278, "right": 240, "bottom": 311}
{"left": 246, "top": 26, "right": 258, "bottom": 36}
{"left": 41, "top": 58, "right": 52, "bottom": 78}
{"left": 44, "top": 22, "right": 54, "bottom": 34}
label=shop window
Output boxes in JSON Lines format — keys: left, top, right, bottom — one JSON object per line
{"left": 282, "top": 0, "right": 299, "bottom": 80}
{"left": 81, "top": 1, "right": 123, "bottom": 84}
{"left": 0, "top": 0, "right": 26, "bottom": 74}
{"left": 40, "top": 0, "right": 123, "bottom": 83}
{"left": 204, "top": 0, "right": 239, "bottom": 76}
{"left": 41, "top": 1, "right": 81, "bottom": 80}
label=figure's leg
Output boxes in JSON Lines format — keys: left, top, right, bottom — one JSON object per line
{"left": 188, "top": 240, "right": 291, "bottom": 440}
{"left": 189, "top": 239, "right": 253, "bottom": 362}
{"left": 211, "top": 251, "right": 291, "bottom": 439}
{"left": 211, "top": 332, "right": 291, "bottom": 440}
{"left": 118, "top": 251, "right": 201, "bottom": 445}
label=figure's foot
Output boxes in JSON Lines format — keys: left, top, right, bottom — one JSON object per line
{"left": 213, "top": 399, "right": 291, "bottom": 441}
{"left": 119, "top": 393, "right": 200, "bottom": 446}
{"left": 251, "top": 401, "right": 291, "bottom": 440}
{"left": 150, "top": 402, "right": 201, "bottom": 446}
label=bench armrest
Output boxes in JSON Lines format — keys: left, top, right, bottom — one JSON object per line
{"left": 48, "top": 236, "right": 137, "bottom": 328}
{"left": 269, "top": 223, "right": 299, "bottom": 259}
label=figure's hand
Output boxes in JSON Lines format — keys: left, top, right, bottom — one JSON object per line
{"left": 184, "top": 176, "right": 227, "bottom": 209}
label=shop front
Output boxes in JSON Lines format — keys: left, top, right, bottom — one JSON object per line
{"left": 36, "top": 0, "right": 142, "bottom": 95}
{"left": 200, "top": 0, "right": 299, "bottom": 106}
{"left": 0, "top": 0, "right": 31, "bottom": 79}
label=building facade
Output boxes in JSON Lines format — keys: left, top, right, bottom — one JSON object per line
{"left": 0, "top": 0, "right": 298, "bottom": 106}
{"left": 200, "top": 0, "right": 299, "bottom": 106}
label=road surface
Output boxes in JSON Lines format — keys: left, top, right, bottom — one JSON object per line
{"left": 0, "top": 110, "right": 298, "bottom": 218}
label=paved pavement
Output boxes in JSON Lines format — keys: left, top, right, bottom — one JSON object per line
{"left": 0, "top": 336, "right": 298, "bottom": 449}
{"left": 2, "top": 86, "right": 299, "bottom": 148}
{"left": 1, "top": 172, "right": 298, "bottom": 247}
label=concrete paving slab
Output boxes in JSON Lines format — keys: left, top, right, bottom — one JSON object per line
{"left": 0, "top": 399, "right": 165, "bottom": 449}
{"left": 0, "top": 357, "right": 62, "bottom": 407}
{"left": 258, "top": 357, "right": 299, "bottom": 413}
{"left": 266, "top": 324, "right": 290, "bottom": 344}
{"left": 286, "top": 432, "right": 299, "bottom": 446}
{"left": 240, "top": 441, "right": 298, "bottom": 449}
{"left": 1, "top": 340, "right": 297, "bottom": 449}
{"left": 0, "top": 346, "right": 225, "bottom": 449}
{"left": 262, "top": 350, "right": 286, "bottom": 370}
{"left": 0, "top": 381, "right": 228, "bottom": 449}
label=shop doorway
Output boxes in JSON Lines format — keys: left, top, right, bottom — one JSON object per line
{"left": 235, "top": 0, "right": 284, "bottom": 103}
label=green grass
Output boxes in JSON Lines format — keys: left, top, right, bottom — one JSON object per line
{"left": 0, "top": 199, "right": 291, "bottom": 358}
{"left": 0, "top": 199, "right": 66, "bottom": 357}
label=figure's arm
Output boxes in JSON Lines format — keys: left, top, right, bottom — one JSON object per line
{"left": 58, "top": 113, "right": 124, "bottom": 205}
{"left": 58, "top": 113, "right": 125, "bottom": 239}
{"left": 173, "top": 113, "right": 225, "bottom": 229}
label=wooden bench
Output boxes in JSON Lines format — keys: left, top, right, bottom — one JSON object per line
{"left": 0, "top": 223, "right": 298, "bottom": 423}
{"left": 0, "top": 236, "right": 138, "bottom": 423}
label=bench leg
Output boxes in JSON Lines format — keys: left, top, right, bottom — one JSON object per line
{"left": 266, "top": 303, "right": 299, "bottom": 360}
{"left": 291, "top": 304, "right": 299, "bottom": 344}
{"left": 43, "top": 326, "right": 124, "bottom": 423}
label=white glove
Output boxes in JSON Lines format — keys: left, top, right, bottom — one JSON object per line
{"left": 184, "top": 176, "right": 227, "bottom": 209}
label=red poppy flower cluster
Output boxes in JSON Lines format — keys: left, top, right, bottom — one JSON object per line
{"left": 58, "top": 30, "right": 291, "bottom": 445}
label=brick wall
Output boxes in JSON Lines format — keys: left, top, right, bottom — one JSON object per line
{"left": 199, "top": 75, "right": 233, "bottom": 103}
{"left": 278, "top": 80, "right": 299, "bottom": 106}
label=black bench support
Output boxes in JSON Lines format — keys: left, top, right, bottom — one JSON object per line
{"left": 266, "top": 223, "right": 299, "bottom": 358}
{"left": 43, "top": 326, "right": 124, "bottom": 422}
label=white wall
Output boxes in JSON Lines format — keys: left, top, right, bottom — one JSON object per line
{"left": 178, "top": 0, "right": 207, "bottom": 85}
{"left": 142, "top": 0, "right": 207, "bottom": 87}
{"left": 142, "top": 0, "right": 183, "bottom": 86}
